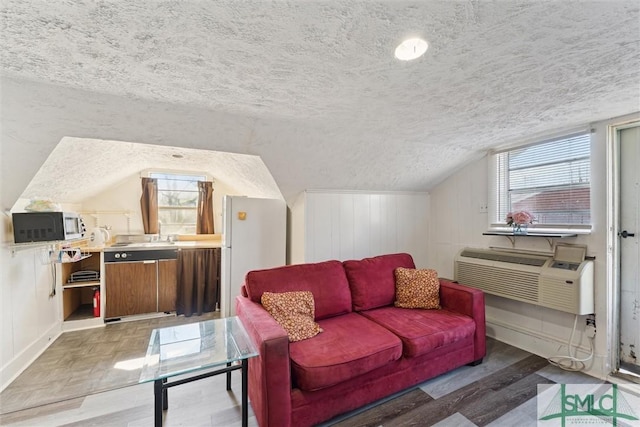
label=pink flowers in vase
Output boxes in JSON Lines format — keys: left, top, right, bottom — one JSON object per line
{"left": 505, "top": 211, "right": 534, "bottom": 234}
{"left": 505, "top": 211, "right": 535, "bottom": 226}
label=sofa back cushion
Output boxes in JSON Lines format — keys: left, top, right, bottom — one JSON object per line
{"left": 244, "top": 260, "right": 352, "bottom": 320}
{"left": 343, "top": 253, "right": 416, "bottom": 311}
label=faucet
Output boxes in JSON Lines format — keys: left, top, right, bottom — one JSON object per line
{"left": 157, "top": 221, "right": 162, "bottom": 241}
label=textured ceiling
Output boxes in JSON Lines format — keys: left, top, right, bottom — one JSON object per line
{"left": 1, "top": 1, "right": 639, "bottom": 207}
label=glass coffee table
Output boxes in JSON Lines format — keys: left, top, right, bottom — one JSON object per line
{"left": 139, "top": 316, "right": 258, "bottom": 427}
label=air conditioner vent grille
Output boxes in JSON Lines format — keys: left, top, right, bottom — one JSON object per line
{"left": 459, "top": 250, "right": 547, "bottom": 267}
{"left": 456, "top": 262, "right": 539, "bottom": 303}
{"left": 540, "top": 277, "right": 579, "bottom": 313}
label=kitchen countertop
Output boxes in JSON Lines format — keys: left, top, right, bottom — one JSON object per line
{"left": 172, "top": 240, "right": 222, "bottom": 249}
{"left": 109, "top": 241, "right": 222, "bottom": 250}
{"left": 83, "top": 238, "right": 222, "bottom": 252}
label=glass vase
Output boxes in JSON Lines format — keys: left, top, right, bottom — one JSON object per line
{"left": 513, "top": 224, "right": 528, "bottom": 235}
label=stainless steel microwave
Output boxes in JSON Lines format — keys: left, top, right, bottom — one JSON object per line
{"left": 12, "top": 212, "right": 85, "bottom": 243}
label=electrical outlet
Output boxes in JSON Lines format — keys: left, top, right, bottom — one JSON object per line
{"left": 478, "top": 204, "right": 488, "bottom": 213}
{"left": 585, "top": 325, "right": 596, "bottom": 338}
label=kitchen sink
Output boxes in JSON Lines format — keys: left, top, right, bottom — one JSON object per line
{"left": 126, "top": 242, "right": 176, "bottom": 248}
{"left": 109, "top": 242, "right": 131, "bottom": 247}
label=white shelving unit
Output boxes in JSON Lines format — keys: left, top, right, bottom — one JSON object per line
{"left": 7, "top": 238, "right": 89, "bottom": 257}
{"left": 58, "top": 250, "right": 105, "bottom": 331}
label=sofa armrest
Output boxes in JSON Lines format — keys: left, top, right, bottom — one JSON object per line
{"left": 439, "top": 279, "right": 486, "bottom": 362}
{"left": 236, "top": 295, "right": 292, "bottom": 427}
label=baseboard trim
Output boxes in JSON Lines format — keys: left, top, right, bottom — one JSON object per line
{"left": 486, "top": 316, "right": 607, "bottom": 379}
{"left": 0, "top": 322, "right": 62, "bottom": 392}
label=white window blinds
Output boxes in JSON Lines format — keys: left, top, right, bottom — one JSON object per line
{"left": 489, "top": 132, "right": 592, "bottom": 230}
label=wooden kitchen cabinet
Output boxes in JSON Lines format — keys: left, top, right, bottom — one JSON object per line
{"left": 105, "top": 261, "right": 157, "bottom": 318}
{"left": 157, "top": 259, "right": 177, "bottom": 312}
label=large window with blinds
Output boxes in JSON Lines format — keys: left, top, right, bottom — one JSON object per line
{"left": 490, "top": 132, "right": 592, "bottom": 230}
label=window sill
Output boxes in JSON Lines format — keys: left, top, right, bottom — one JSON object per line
{"left": 487, "top": 226, "right": 591, "bottom": 236}
{"left": 483, "top": 231, "right": 578, "bottom": 238}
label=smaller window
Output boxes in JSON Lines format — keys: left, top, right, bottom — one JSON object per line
{"left": 149, "top": 172, "right": 207, "bottom": 235}
{"left": 490, "top": 132, "right": 592, "bottom": 231}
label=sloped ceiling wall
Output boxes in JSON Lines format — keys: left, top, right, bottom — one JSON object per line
{"left": 20, "top": 137, "right": 283, "bottom": 204}
{"left": 1, "top": 1, "right": 639, "bottom": 209}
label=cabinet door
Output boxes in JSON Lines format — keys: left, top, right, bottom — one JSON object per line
{"left": 158, "top": 259, "right": 177, "bottom": 313}
{"left": 105, "top": 262, "right": 157, "bottom": 318}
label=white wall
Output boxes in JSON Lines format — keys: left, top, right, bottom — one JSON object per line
{"left": 427, "top": 113, "right": 639, "bottom": 379}
{"left": 291, "top": 190, "right": 429, "bottom": 267}
{"left": 0, "top": 216, "right": 62, "bottom": 391}
{"left": 289, "top": 191, "right": 306, "bottom": 265}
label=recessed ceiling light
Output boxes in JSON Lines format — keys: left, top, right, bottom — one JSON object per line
{"left": 394, "top": 38, "right": 428, "bottom": 61}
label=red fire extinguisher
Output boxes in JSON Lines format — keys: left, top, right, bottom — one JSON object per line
{"left": 93, "top": 288, "right": 100, "bottom": 317}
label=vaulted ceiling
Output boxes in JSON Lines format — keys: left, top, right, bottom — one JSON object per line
{"left": 1, "top": 1, "right": 639, "bottom": 208}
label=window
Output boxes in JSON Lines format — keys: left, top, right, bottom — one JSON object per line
{"left": 149, "top": 172, "right": 207, "bottom": 235}
{"left": 490, "top": 132, "right": 591, "bottom": 230}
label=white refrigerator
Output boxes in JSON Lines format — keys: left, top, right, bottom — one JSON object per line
{"left": 220, "top": 196, "right": 287, "bottom": 317}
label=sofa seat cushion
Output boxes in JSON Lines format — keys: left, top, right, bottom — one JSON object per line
{"left": 289, "top": 312, "right": 402, "bottom": 391}
{"left": 361, "top": 307, "right": 476, "bottom": 358}
{"left": 344, "top": 253, "right": 416, "bottom": 311}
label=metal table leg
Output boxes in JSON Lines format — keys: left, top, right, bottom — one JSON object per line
{"left": 154, "top": 379, "right": 163, "bottom": 427}
{"left": 162, "top": 378, "right": 168, "bottom": 410}
{"left": 242, "top": 359, "right": 248, "bottom": 427}
{"left": 226, "top": 362, "right": 232, "bottom": 391}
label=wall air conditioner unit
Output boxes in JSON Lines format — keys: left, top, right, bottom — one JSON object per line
{"left": 454, "top": 245, "right": 594, "bottom": 315}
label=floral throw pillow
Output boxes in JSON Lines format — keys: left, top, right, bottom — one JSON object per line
{"left": 394, "top": 268, "right": 441, "bottom": 310}
{"left": 261, "top": 291, "right": 323, "bottom": 342}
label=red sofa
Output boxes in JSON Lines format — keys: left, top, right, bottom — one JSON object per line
{"left": 236, "top": 253, "right": 486, "bottom": 427}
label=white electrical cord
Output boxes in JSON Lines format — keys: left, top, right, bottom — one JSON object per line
{"left": 49, "top": 259, "right": 57, "bottom": 297}
{"left": 547, "top": 314, "right": 594, "bottom": 372}
{"left": 38, "top": 246, "right": 57, "bottom": 297}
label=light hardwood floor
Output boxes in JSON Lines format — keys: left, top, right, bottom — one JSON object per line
{"left": 0, "top": 312, "right": 219, "bottom": 416}
{"left": 0, "top": 334, "right": 605, "bottom": 427}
